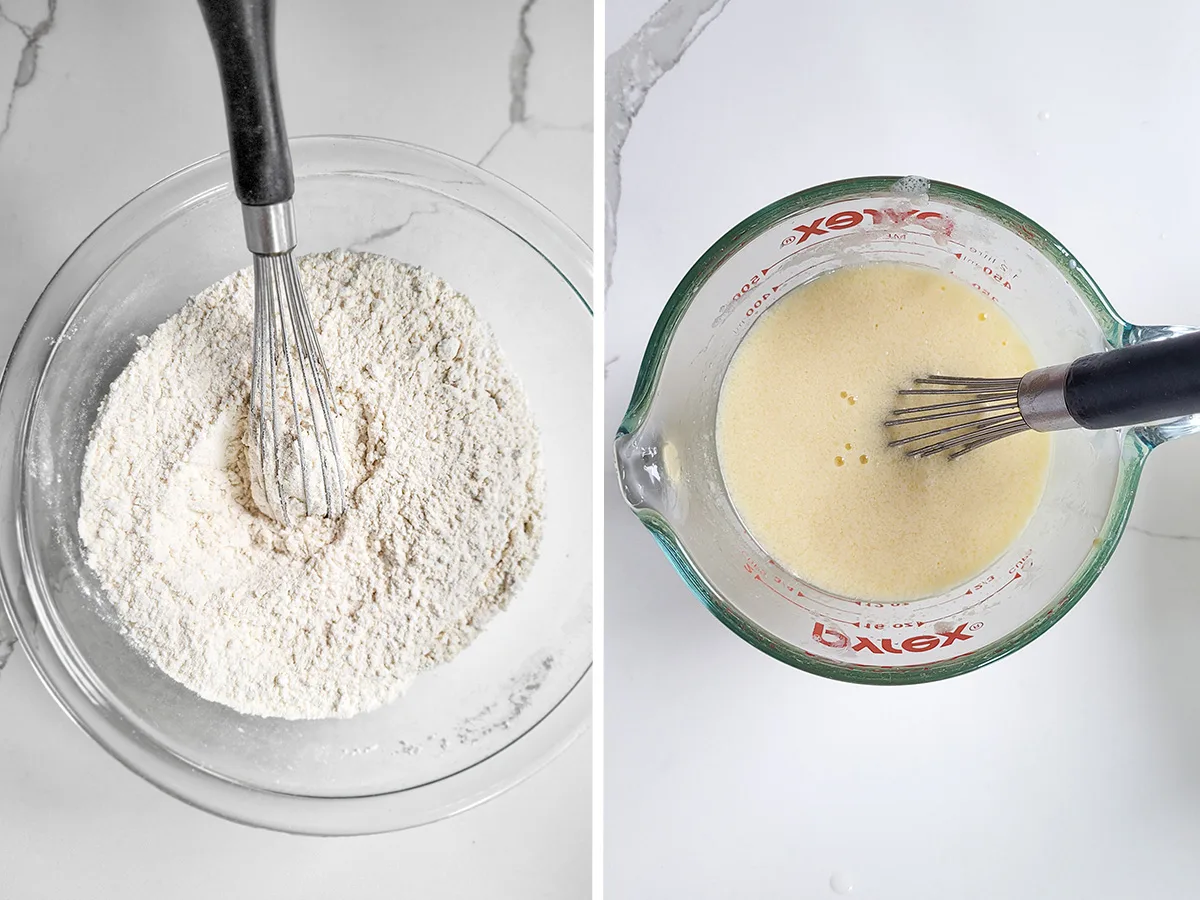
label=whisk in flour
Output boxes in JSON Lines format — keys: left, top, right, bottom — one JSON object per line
{"left": 78, "top": 250, "right": 544, "bottom": 719}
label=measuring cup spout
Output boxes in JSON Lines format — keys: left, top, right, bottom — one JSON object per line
{"left": 614, "top": 427, "right": 670, "bottom": 516}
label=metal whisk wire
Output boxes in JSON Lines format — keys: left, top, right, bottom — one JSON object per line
{"left": 250, "top": 252, "right": 346, "bottom": 525}
{"left": 884, "top": 376, "right": 1031, "bottom": 459}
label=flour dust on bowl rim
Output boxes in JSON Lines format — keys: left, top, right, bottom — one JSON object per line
{"left": 0, "top": 135, "right": 592, "bottom": 834}
{"left": 615, "top": 175, "right": 1200, "bottom": 685}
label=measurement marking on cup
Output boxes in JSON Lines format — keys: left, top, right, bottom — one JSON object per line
{"left": 733, "top": 283, "right": 785, "bottom": 318}
{"left": 926, "top": 572, "right": 1022, "bottom": 624}
{"left": 934, "top": 572, "right": 1001, "bottom": 606}
{"left": 746, "top": 544, "right": 1033, "bottom": 634}
{"left": 729, "top": 272, "right": 766, "bottom": 302}
{"left": 744, "top": 558, "right": 860, "bottom": 625}
{"left": 758, "top": 245, "right": 822, "bottom": 281}
{"left": 979, "top": 571, "right": 1021, "bottom": 601}
{"left": 921, "top": 550, "right": 1034, "bottom": 622}
{"left": 743, "top": 208, "right": 967, "bottom": 319}
{"left": 953, "top": 252, "right": 1013, "bottom": 289}
{"left": 745, "top": 559, "right": 808, "bottom": 609}
{"left": 730, "top": 260, "right": 824, "bottom": 322}
{"left": 849, "top": 620, "right": 930, "bottom": 630}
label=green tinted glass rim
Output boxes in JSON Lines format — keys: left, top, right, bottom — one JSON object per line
{"left": 618, "top": 176, "right": 1144, "bottom": 685}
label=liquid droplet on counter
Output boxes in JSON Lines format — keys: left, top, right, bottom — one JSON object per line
{"left": 834, "top": 456, "right": 845, "bottom": 467}
{"left": 830, "top": 871, "right": 854, "bottom": 894}
{"left": 859, "top": 454, "right": 869, "bottom": 465}
{"left": 1037, "top": 110, "right": 1051, "bottom": 121}
{"left": 845, "top": 443, "right": 852, "bottom": 450}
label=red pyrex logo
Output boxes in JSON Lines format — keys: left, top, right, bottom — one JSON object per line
{"left": 792, "top": 207, "right": 953, "bottom": 243}
{"left": 811, "top": 622, "right": 973, "bottom": 655}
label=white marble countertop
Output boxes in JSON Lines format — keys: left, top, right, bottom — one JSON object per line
{"left": 605, "top": 1, "right": 1200, "bottom": 897}
{"left": 0, "top": 1, "right": 590, "bottom": 896}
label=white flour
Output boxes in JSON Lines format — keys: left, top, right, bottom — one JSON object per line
{"left": 78, "top": 250, "right": 544, "bottom": 719}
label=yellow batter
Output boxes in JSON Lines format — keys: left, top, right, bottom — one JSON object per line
{"left": 716, "top": 263, "right": 1050, "bottom": 601}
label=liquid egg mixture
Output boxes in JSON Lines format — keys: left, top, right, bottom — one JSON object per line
{"left": 716, "top": 263, "right": 1050, "bottom": 601}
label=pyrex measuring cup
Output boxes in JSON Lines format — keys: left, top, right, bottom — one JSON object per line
{"left": 615, "top": 176, "right": 1198, "bottom": 683}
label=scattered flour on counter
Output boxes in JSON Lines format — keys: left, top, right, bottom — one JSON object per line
{"left": 78, "top": 250, "right": 544, "bottom": 719}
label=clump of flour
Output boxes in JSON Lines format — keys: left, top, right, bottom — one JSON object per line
{"left": 78, "top": 250, "right": 544, "bottom": 719}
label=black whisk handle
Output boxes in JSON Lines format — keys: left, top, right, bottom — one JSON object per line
{"left": 1064, "top": 330, "right": 1200, "bottom": 429}
{"left": 197, "top": 0, "right": 293, "bottom": 207}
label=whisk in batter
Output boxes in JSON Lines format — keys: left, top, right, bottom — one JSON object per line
{"left": 716, "top": 263, "right": 1049, "bottom": 601}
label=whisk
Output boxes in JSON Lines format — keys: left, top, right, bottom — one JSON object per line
{"left": 199, "top": 0, "right": 345, "bottom": 524}
{"left": 885, "top": 330, "right": 1200, "bottom": 458}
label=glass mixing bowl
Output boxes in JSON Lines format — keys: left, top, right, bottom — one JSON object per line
{"left": 616, "top": 176, "right": 1197, "bottom": 684}
{"left": 0, "top": 136, "right": 592, "bottom": 833}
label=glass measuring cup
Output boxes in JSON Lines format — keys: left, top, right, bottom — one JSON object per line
{"left": 615, "top": 176, "right": 1198, "bottom": 683}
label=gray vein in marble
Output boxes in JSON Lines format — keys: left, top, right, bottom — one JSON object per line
{"left": 0, "top": 0, "right": 56, "bottom": 149}
{"left": 478, "top": 122, "right": 516, "bottom": 166}
{"left": 1127, "top": 524, "right": 1200, "bottom": 542}
{"left": 509, "top": 0, "right": 536, "bottom": 125}
{"left": 352, "top": 202, "right": 443, "bottom": 249}
{"left": 0, "top": 6, "right": 23, "bottom": 30}
{"left": 478, "top": 117, "right": 592, "bottom": 167}
{"left": 477, "top": 0, "right": 546, "bottom": 168}
{"left": 533, "top": 120, "right": 594, "bottom": 133}
{"left": 355, "top": 213, "right": 423, "bottom": 247}
{"left": 605, "top": 354, "right": 620, "bottom": 378}
{"left": 605, "top": 0, "right": 732, "bottom": 292}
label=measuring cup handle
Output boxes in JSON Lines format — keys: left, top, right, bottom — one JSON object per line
{"left": 1119, "top": 324, "right": 1200, "bottom": 446}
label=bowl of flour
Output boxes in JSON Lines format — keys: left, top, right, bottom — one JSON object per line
{"left": 0, "top": 136, "right": 592, "bottom": 833}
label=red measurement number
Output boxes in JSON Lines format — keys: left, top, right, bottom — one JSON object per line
{"left": 730, "top": 274, "right": 762, "bottom": 304}
{"left": 981, "top": 265, "right": 1012, "bottom": 290}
